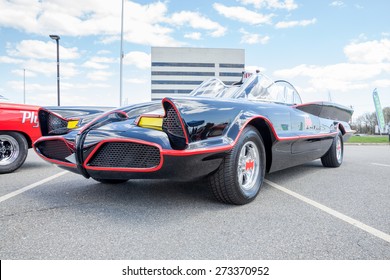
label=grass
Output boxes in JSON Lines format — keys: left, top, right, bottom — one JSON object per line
{"left": 347, "top": 135, "right": 390, "bottom": 143}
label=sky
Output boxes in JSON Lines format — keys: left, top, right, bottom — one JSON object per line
{"left": 0, "top": 0, "right": 389, "bottom": 119}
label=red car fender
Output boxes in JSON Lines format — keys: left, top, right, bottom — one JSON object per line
{"left": 0, "top": 103, "right": 42, "bottom": 146}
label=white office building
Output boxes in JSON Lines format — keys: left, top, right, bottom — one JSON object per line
{"left": 151, "top": 47, "right": 245, "bottom": 100}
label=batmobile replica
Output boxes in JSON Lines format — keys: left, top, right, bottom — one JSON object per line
{"left": 34, "top": 73, "right": 354, "bottom": 204}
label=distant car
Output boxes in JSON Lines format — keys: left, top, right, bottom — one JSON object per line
{"left": 34, "top": 73, "right": 354, "bottom": 204}
{"left": 0, "top": 103, "right": 110, "bottom": 174}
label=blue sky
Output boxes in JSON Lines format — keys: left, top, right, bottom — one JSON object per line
{"left": 1, "top": 0, "right": 389, "bottom": 118}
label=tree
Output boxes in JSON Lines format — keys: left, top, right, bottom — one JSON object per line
{"left": 383, "top": 107, "right": 390, "bottom": 124}
{"left": 353, "top": 107, "right": 390, "bottom": 134}
{"left": 354, "top": 112, "right": 377, "bottom": 134}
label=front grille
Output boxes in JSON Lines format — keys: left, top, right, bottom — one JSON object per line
{"left": 88, "top": 142, "right": 161, "bottom": 169}
{"left": 163, "top": 106, "right": 185, "bottom": 137}
{"left": 36, "top": 140, "right": 73, "bottom": 162}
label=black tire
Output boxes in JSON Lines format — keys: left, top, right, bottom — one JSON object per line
{"left": 321, "top": 132, "right": 343, "bottom": 167}
{"left": 92, "top": 178, "right": 128, "bottom": 184}
{"left": 209, "top": 125, "right": 266, "bottom": 205}
{"left": 0, "top": 132, "right": 28, "bottom": 174}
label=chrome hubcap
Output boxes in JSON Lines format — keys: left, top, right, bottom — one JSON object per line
{"left": 237, "top": 141, "right": 260, "bottom": 191}
{"left": 336, "top": 136, "right": 342, "bottom": 163}
{"left": 0, "top": 135, "right": 19, "bottom": 165}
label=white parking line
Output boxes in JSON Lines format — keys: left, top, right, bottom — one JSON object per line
{"left": 264, "top": 179, "right": 390, "bottom": 243}
{"left": 371, "top": 163, "right": 390, "bottom": 168}
{"left": 0, "top": 171, "right": 68, "bottom": 203}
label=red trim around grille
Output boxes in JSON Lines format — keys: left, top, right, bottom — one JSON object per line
{"left": 83, "top": 138, "right": 163, "bottom": 172}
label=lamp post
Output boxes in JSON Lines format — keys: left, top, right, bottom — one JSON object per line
{"left": 119, "top": 0, "right": 124, "bottom": 107}
{"left": 49, "top": 34, "right": 61, "bottom": 106}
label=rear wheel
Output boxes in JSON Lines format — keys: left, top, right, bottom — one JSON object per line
{"left": 209, "top": 125, "right": 266, "bottom": 205}
{"left": 92, "top": 178, "right": 128, "bottom": 184}
{"left": 0, "top": 132, "right": 28, "bottom": 174}
{"left": 321, "top": 132, "right": 343, "bottom": 167}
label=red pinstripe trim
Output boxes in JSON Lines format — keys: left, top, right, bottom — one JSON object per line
{"left": 79, "top": 109, "right": 128, "bottom": 133}
{"left": 162, "top": 98, "right": 189, "bottom": 145}
{"left": 33, "top": 136, "right": 76, "bottom": 168}
{"left": 83, "top": 138, "right": 163, "bottom": 172}
{"left": 162, "top": 116, "right": 338, "bottom": 156}
{"left": 39, "top": 108, "right": 68, "bottom": 122}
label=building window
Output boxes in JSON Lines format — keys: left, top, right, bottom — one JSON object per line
{"left": 152, "top": 62, "right": 215, "bottom": 67}
{"left": 219, "top": 72, "right": 243, "bottom": 77}
{"left": 152, "top": 71, "right": 215, "bottom": 76}
{"left": 151, "top": 89, "right": 193, "bottom": 94}
{"left": 219, "top": 63, "right": 245, "bottom": 68}
{"left": 152, "top": 80, "right": 203, "bottom": 85}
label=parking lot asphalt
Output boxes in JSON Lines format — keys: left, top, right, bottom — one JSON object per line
{"left": 0, "top": 145, "right": 389, "bottom": 259}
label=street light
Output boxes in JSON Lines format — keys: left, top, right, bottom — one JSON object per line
{"left": 119, "top": 0, "right": 124, "bottom": 107}
{"left": 49, "top": 34, "right": 61, "bottom": 106}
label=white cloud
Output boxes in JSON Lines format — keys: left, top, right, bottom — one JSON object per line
{"left": 184, "top": 32, "right": 202, "bottom": 40}
{"left": 97, "top": 50, "right": 112, "bottom": 55}
{"left": 373, "top": 79, "right": 390, "bottom": 88}
{"left": 329, "top": 1, "right": 345, "bottom": 7}
{"left": 168, "top": 11, "right": 226, "bottom": 37}
{"left": 86, "top": 70, "right": 113, "bottom": 81}
{"left": 8, "top": 80, "right": 55, "bottom": 92}
{"left": 0, "top": 56, "right": 23, "bottom": 64}
{"left": 274, "top": 62, "right": 390, "bottom": 92}
{"left": 344, "top": 39, "right": 390, "bottom": 64}
{"left": 22, "top": 59, "right": 79, "bottom": 78}
{"left": 240, "top": 0, "right": 298, "bottom": 10}
{"left": 6, "top": 40, "right": 80, "bottom": 60}
{"left": 272, "top": 37, "right": 390, "bottom": 115}
{"left": 123, "top": 51, "right": 151, "bottom": 70}
{"left": 240, "top": 29, "right": 270, "bottom": 44}
{"left": 82, "top": 56, "right": 116, "bottom": 69}
{"left": 0, "top": 0, "right": 183, "bottom": 47}
{"left": 275, "top": 18, "right": 317, "bottom": 29}
{"left": 213, "top": 3, "right": 274, "bottom": 25}
{"left": 11, "top": 69, "right": 37, "bottom": 77}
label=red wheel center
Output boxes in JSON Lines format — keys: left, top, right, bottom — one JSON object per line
{"left": 245, "top": 160, "right": 254, "bottom": 171}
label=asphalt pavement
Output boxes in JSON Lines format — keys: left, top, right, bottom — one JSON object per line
{"left": 0, "top": 145, "right": 389, "bottom": 259}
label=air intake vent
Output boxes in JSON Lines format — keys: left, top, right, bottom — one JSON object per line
{"left": 36, "top": 140, "right": 73, "bottom": 163}
{"left": 88, "top": 142, "right": 161, "bottom": 169}
{"left": 163, "top": 105, "right": 185, "bottom": 138}
{"left": 162, "top": 100, "right": 188, "bottom": 150}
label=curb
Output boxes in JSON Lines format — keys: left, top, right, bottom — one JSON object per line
{"left": 345, "top": 143, "right": 390, "bottom": 146}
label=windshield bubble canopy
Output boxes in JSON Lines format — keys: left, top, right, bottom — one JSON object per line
{"left": 190, "top": 73, "right": 302, "bottom": 105}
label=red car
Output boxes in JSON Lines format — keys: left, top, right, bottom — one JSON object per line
{"left": 0, "top": 102, "right": 109, "bottom": 174}
{"left": 0, "top": 103, "right": 42, "bottom": 173}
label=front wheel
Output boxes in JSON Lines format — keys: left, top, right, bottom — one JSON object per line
{"left": 0, "top": 132, "right": 28, "bottom": 174}
{"left": 321, "top": 132, "right": 343, "bottom": 167}
{"left": 209, "top": 125, "right": 266, "bottom": 205}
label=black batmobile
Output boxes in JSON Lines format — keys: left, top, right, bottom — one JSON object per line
{"left": 34, "top": 73, "right": 354, "bottom": 205}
